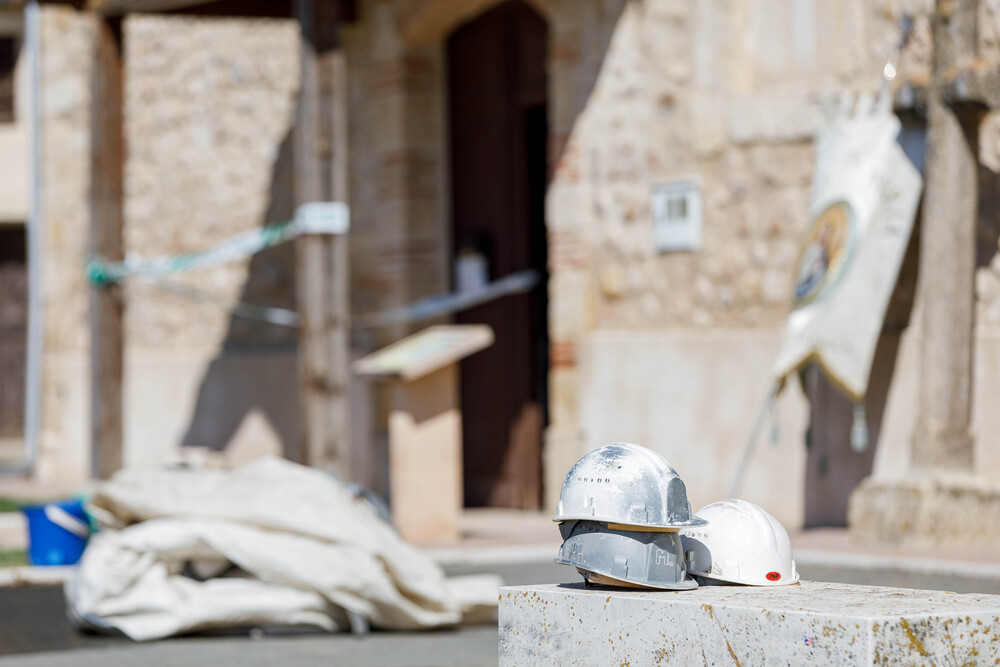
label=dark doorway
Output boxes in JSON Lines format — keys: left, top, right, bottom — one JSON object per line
{"left": 0, "top": 227, "right": 27, "bottom": 440}
{"left": 447, "top": 1, "right": 548, "bottom": 509}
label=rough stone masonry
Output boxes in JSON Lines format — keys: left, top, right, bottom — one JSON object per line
{"left": 499, "top": 582, "right": 1000, "bottom": 665}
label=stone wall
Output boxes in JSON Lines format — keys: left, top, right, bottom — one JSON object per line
{"left": 342, "top": 0, "right": 996, "bottom": 519}
{"left": 33, "top": 10, "right": 304, "bottom": 482}
{"left": 539, "top": 0, "right": 914, "bottom": 514}
{"left": 570, "top": 0, "right": 909, "bottom": 330}
{"left": 29, "top": 0, "right": 1000, "bottom": 512}
{"left": 124, "top": 15, "right": 300, "bottom": 350}
{"left": 121, "top": 15, "right": 302, "bottom": 468}
{"left": 37, "top": 7, "right": 94, "bottom": 482}
{"left": 342, "top": 2, "right": 452, "bottom": 328}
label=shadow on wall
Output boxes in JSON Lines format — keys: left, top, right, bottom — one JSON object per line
{"left": 178, "top": 127, "right": 302, "bottom": 464}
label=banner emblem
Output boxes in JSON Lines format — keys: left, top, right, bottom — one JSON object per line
{"left": 792, "top": 201, "right": 856, "bottom": 307}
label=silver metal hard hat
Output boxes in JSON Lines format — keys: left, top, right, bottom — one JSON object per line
{"left": 554, "top": 443, "right": 706, "bottom": 529}
{"left": 554, "top": 520, "right": 698, "bottom": 590}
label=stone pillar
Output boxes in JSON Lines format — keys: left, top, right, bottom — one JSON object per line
{"left": 911, "top": 0, "right": 979, "bottom": 473}
{"left": 849, "top": 0, "right": 1000, "bottom": 547}
{"left": 295, "top": 0, "right": 352, "bottom": 479}
{"left": 89, "top": 16, "right": 125, "bottom": 479}
{"left": 541, "top": 11, "right": 591, "bottom": 514}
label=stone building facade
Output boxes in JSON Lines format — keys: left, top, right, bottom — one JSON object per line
{"left": 32, "top": 9, "right": 303, "bottom": 482}
{"left": 22, "top": 0, "right": 1000, "bottom": 532}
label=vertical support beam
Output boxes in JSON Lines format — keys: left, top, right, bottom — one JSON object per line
{"left": 388, "top": 365, "right": 461, "bottom": 543}
{"left": 295, "top": 0, "right": 351, "bottom": 478}
{"left": 89, "top": 17, "right": 124, "bottom": 479}
{"left": 912, "top": 0, "right": 981, "bottom": 472}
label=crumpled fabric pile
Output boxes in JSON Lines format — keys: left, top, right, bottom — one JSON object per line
{"left": 66, "top": 456, "right": 500, "bottom": 640}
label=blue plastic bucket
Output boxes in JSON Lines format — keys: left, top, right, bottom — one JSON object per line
{"left": 20, "top": 499, "right": 91, "bottom": 566}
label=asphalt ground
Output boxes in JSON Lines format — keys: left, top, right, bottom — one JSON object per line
{"left": 1, "top": 560, "right": 999, "bottom": 666}
{"left": 0, "top": 561, "right": 565, "bottom": 666}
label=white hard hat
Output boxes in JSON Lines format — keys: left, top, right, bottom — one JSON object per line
{"left": 680, "top": 498, "right": 799, "bottom": 586}
{"left": 554, "top": 443, "right": 706, "bottom": 530}
{"left": 554, "top": 520, "right": 697, "bottom": 590}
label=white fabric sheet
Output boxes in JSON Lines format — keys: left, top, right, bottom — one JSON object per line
{"left": 66, "top": 457, "right": 500, "bottom": 640}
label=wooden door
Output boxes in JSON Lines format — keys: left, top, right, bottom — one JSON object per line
{"left": 447, "top": 2, "right": 548, "bottom": 508}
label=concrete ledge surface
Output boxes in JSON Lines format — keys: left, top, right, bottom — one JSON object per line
{"left": 499, "top": 582, "right": 1000, "bottom": 665}
{"left": 0, "top": 566, "right": 74, "bottom": 588}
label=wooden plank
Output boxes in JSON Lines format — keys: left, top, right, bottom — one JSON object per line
{"left": 89, "top": 17, "right": 124, "bottom": 478}
{"left": 354, "top": 325, "right": 494, "bottom": 382}
{"left": 295, "top": 0, "right": 351, "bottom": 478}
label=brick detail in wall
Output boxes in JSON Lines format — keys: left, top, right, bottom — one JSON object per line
{"left": 548, "top": 231, "right": 589, "bottom": 271}
{"left": 550, "top": 341, "right": 577, "bottom": 368}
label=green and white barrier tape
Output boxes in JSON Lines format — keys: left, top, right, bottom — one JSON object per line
{"left": 138, "top": 269, "right": 540, "bottom": 329}
{"left": 86, "top": 202, "right": 349, "bottom": 285}
{"left": 136, "top": 276, "right": 301, "bottom": 327}
{"left": 83, "top": 202, "right": 541, "bottom": 328}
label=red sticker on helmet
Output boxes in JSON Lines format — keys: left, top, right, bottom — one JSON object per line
{"left": 766, "top": 571, "right": 781, "bottom": 581}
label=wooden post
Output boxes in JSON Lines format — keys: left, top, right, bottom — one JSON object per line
{"left": 90, "top": 17, "right": 125, "bottom": 478}
{"left": 354, "top": 325, "right": 494, "bottom": 542}
{"left": 388, "top": 365, "right": 462, "bottom": 543}
{"left": 295, "top": 0, "right": 351, "bottom": 477}
{"left": 911, "top": 0, "right": 982, "bottom": 472}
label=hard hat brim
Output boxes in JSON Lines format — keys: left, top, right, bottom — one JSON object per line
{"left": 690, "top": 570, "right": 801, "bottom": 587}
{"left": 552, "top": 558, "right": 700, "bottom": 591}
{"left": 552, "top": 514, "right": 708, "bottom": 529}
{"left": 578, "top": 568, "right": 699, "bottom": 591}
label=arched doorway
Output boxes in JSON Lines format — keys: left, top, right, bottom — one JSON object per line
{"left": 447, "top": 1, "right": 549, "bottom": 509}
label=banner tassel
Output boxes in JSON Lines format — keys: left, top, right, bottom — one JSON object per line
{"left": 851, "top": 403, "right": 869, "bottom": 453}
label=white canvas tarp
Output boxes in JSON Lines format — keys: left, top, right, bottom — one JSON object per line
{"left": 66, "top": 457, "right": 500, "bottom": 640}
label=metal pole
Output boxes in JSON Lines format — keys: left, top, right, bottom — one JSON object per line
{"left": 727, "top": 382, "right": 779, "bottom": 499}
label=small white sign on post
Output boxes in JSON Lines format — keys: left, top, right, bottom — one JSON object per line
{"left": 294, "top": 201, "right": 350, "bottom": 235}
{"left": 651, "top": 180, "right": 702, "bottom": 252}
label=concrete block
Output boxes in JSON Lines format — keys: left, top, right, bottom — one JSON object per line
{"left": 499, "top": 582, "right": 1000, "bottom": 665}
{"left": 0, "top": 512, "right": 26, "bottom": 550}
